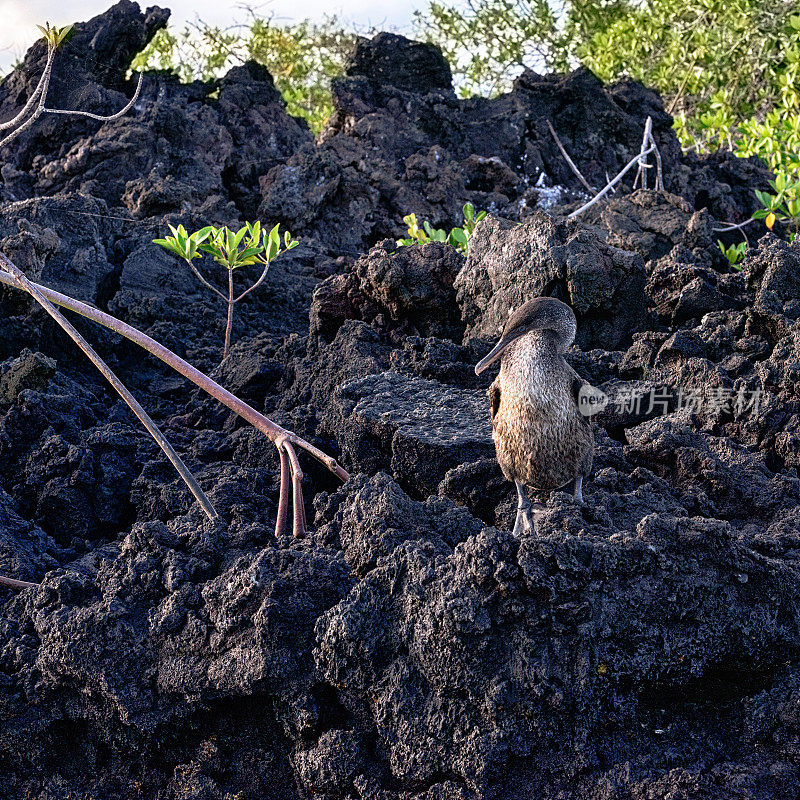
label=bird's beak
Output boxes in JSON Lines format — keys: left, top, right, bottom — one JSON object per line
{"left": 475, "top": 336, "right": 514, "bottom": 375}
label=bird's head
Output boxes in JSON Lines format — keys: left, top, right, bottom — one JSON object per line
{"left": 474, "top": 297, "right": 577, "bottom": 375}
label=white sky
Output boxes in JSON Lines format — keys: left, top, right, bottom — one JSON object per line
{"left": 0, "top": 0, "right": 424, "bottom": 72}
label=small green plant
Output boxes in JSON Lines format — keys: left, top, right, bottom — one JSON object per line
{"left": 717, "top": 240, "right": 747, "bottom": 268}
{"left": 397, "top": 203, "right": 487, "bottom": 257}
{"left": 154, "top": 222, "right": 298, "bottom": 358}
{"left": 36, "top": 22, "right": 74, "bottom": 49}
{"left": 754, "top": 171, "right": 800, "bottom": 242}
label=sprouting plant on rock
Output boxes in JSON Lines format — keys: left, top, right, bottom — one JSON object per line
{"left": 754, "top": 172, "right": 800, "bottom": 241}
{"left": 397, "top": 202, "right": 487, "bottom": 256}
{"left": 0, "top": 22, "right": 143, "bottom": 149}
{"left": 718, "top": 240, "right": 747, "bottom": 268}
{"left": 154, "top": 222, "right": 299, "bottom": 358}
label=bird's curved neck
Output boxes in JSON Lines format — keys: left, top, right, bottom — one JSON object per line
{"left": 498, "top": 331, "right": 562, "bottom": 400}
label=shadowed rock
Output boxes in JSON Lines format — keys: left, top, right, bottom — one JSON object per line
{"left": 329, "top": 371, "right": 492, "bottom": 497}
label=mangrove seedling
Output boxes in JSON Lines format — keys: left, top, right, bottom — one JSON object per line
{"left": 717, "top": 240, "right": 746, "bottom": 268}
{"left": 154, "top": 222, "right": 299, "bottom": 358}
{"left": 397, "top": 203, "right": 487, "bottom": 257}
{"left": 754, "top": 171, "right": 800, "bottom": 241}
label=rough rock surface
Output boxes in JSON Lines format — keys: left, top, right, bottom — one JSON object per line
{"left": 456, "top": 211, "right": 649, "bottom": 349}
{"left": 1, "top": 3, "right": 799, "bottom": 800}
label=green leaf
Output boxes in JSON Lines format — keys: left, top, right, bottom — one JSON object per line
{"left": 450, "top": 228, "right": 468, "bottom": 245}
{"left": 198, "top": 243, "right": 223, "bottom": 257}
{"left": 232, "top": 226, "right": 248, "bottom": 251}
{"left": 238, "top": 245, "right": 263, "bottom": 261}
{"left": 247, "top": 221, "right": 262, "bottom": 243}
{"left": 268, "top": 223, "right": 281, "bottom": 248}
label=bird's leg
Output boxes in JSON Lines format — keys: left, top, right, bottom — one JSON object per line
{"left": 573, "top": 475, "right": 584, "bottom": 504}
{"left": 513, "top": 480, "right": 534, "bottom": 536}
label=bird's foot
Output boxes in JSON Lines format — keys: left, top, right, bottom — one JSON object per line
{"left": 513, "top": 481, "right": 540, "bottom": 536}
{"left": 573, "top": 475, "right": 584, "bottom": 504}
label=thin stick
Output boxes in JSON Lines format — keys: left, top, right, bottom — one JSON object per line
{"left": 567, "top": 144, "right": 656, "bottom": 219}
{"left": 0, "top": 48, "right": 54, "bottom": 149}
{"left": 0, "top": 265, "right": 348, "bottom": 479}
{"left": 633, "top": 117, "right": 653, "bottom": 190}
{"left": 0, "top": 40, "right": 142, "bottom": 150}
{"left": 0, "top": 574, "right": 37, "bottom": 590}
{"left": 225, "top": 269, "right": 235, "bottom": 359}
{"left": 546, "top": 120, "right": 594, "bottom": 194}
{"left": 648, "top": 131, "right": 664, "bottom": 191}
{"left": 0, "top": 48, "right": 54, "bottom": 131}
{"left": 285, "top": 442, "right": 307, "bottom": 537}
{"left": 234, "top": 261, "right": 271, "bottom": 303}
{"left": 0, "top": 255, "right": 219, "bottom": 523}
{"left": 187, "top": 260, "right": 227, "bottom": 301}
{"left": 275, "top": 443, "right": 290, "bottom": 537}
{"left": 712, "top": 216, "right": 758, "bottom": 233}
{"left": 44, "top": 72, "right": 143, "bottom": 121}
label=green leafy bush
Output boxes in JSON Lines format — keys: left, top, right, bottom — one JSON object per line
{"left": 132, "top": 16, "right": 357, "bottom": 133}
{"left": 397, "top": 203, "right": 487, "bottom": 256}
{"left": 417, "top": 0, "right": 797, "bottom": 145}
{"left": 154, "top": 222, "right": 298, "bottom": 357}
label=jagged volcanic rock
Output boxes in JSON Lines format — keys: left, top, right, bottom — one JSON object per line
{"left": 1, "top": 3, "right": 799, "bottom": 799}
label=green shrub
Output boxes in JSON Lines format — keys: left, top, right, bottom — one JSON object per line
{"left": 753, "top": 172, "right": 800, "bottom": 240}
{"left": 132, "top": 16, "right": 357, "bottom": 133}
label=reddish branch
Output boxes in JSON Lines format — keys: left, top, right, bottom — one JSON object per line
{"left": 0, "top": 257, "right": 350, "bottom": 588}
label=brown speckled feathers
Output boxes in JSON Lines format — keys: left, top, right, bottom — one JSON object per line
{"left": 489, "top": 331, "right": 593, "bottom": 490}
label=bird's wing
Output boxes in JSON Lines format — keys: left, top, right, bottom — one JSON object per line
{"left": 489, "top": 381, "right": 501, "bottom": 423}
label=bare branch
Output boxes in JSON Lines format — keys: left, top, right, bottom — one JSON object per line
{"left": 284, "top": 442, "right": 307, "bottom": 537}
{"left": 188, "top": 259, "right": 228, "bottom": 301}
{"left": 567, "top": 144, "right": 656, "bottom": 219}
{"left": 0, "top": 48, "right": 54, "bottom": 131}
{"left": 712, "top": 216, "right": 758, "bottom": 233}
{"left": 633, "top": 117, "right": 653, "bottom": 190}
{"left": 44, "top": 72, "right": 143, "bottom": 122}
{"left": 0, "top": 49, "right": 54, "bottom": 149}
{"left": 275, "top": 442, "right": 290, "bottom": 537}
{"left": 0, "top": 261, "right": 349, "bottom": 539}
{"left": 234, "top": 261, "right": 271, "bottom": 303}
{"left": 0, "top": 254, "right": 219, "bottom": 524}
{"left": 648, "top": 131, "right": 664, "bottom": 191}
{"left": 0, "top": 574, "right": 38, "bottom": 590}
{"left": 546, "top": 119, "right": 594, "bottom": 194}
{"left": 0, "top": 40, "right": 142, "bottom": 150}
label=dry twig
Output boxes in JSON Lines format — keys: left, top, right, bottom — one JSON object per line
{"left": 567, "top": 143, "right": 656, "bottom": 218}
{"left": 0, "top": 30, "right": 142, "bottom": 150}
{"left": 546, "top": 120, "right": 595, "bottom": 194}
{"left": 633, "top": 117, "right": 654, "bottom": 190}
